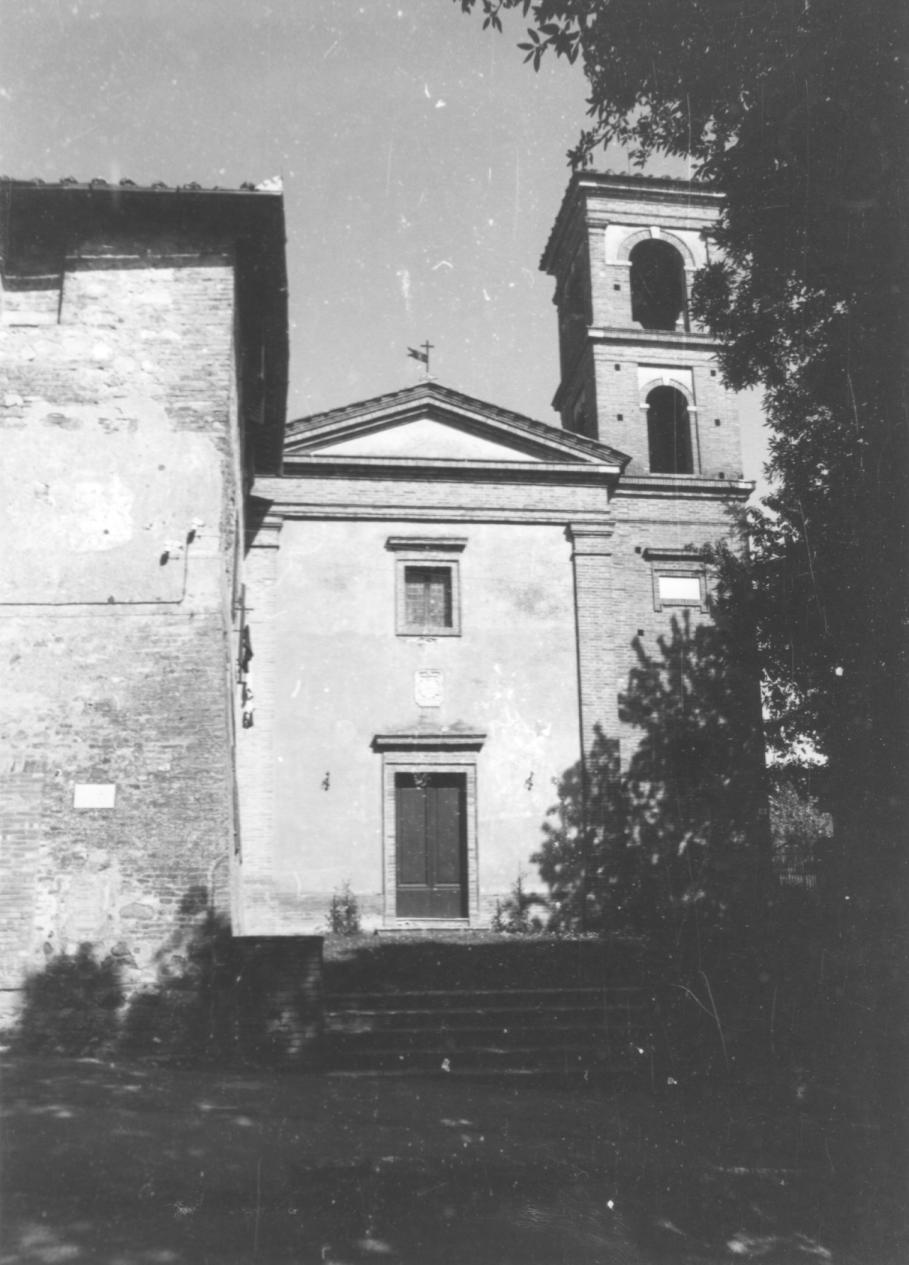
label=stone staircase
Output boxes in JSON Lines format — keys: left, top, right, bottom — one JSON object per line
{"left": 323, "top": 983, "right": 655, "bottom": 1075}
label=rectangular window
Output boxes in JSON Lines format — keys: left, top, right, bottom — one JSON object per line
{"left": 404, "top": 566, "right": 453, "bottom": 631}
{"left": 387, "top": 536, "right": 465, "bottom": 637}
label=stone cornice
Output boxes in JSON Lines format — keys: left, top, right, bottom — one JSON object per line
{"left": 274, "top": 457, "right": 623, "bottom": 484}
{"left": 246, "top": 514, "right": 283, "bottom": 550}
{"left": 588, "top": 326, "right": 719, "bottom": 351}
{"left": 252, "top": 504, "right": 615, "bottom": 527}
{"left": 541, "top": 172, "right": 722, "bottom": 274}
{"left": 372, "top": 728, "right": 487, "bottom": 752}
{"left": 567, "top": 523, "right": 615, "bottom": 557}
{"left": 385, "top": 536, "right": 467, "bottom": 553}
{"left": 643, "top": 545, "right": 710, "bottom": 562}
{"left": 616, "top": 475, "right": 752, "bottom": 500}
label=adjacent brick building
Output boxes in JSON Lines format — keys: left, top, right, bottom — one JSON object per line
{"left": 0, "top": 172, "right": 754, "bottom": 1006}
{"left": 0, "top": 179, "right": 287, "bottom": 1014}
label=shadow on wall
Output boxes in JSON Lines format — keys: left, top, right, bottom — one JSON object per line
{"left": 14, "top": 942, "right": 124, "bottom": 1056}
{"left": 120, "top": 885, "right": 237, "bottom": 1061}
{"left": 9, "top": 886, "right": 323, "bottom": 1067}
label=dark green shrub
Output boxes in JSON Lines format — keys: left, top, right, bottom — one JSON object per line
{"left": 328, "top": 881, "right": 361, "bottom": 936}
{"left": 17, "top": 944, "right": 123, "bottom": 1055}
{"left": 491, "top": 872, "right": 547, "bottom": 934}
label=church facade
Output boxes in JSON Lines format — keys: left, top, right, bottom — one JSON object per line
{"left": 236, "top": 174, "right": 750, "bottom": 934}
{"left": 0, "top": 173, "right": 750, "bottom": 1004}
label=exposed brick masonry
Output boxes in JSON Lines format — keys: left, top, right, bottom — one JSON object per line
{"left": 0, "top": 218, "right": 245, "bottom": 1010}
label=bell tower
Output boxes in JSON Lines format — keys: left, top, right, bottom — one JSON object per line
{"left": 541, "top": 172, "right": 744, "bottom": 479}
{"left": 541, "top": 174, "right": 753, "bottom": 750}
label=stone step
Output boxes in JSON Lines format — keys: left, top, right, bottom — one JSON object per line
{"left": 325, "top": 993, "right": 645, "bottom": 1017}
{"left": 325, "top": 1008, "right": 639, "bottom": 1035}
{"left": 325, "top": 1020, "right": 637, "bottom": 1050}
{"left": 321, "top": 984, "right": 654, "bottom": 1072}
{"left": 320, "top": 937, "right": 649, "bottom": 998}
{"left": 326, "top": 1041, "right": 651, "bottom": 1075}
{"left": 325, "top": 985, "right": 648, "bottom": 1010}
{"left": 324, "top": 1001, "right": 646, "bottom": 1025}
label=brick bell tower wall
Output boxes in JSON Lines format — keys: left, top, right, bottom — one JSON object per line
{"left": 542, "top": 175, "right": 753, "bottom": 768}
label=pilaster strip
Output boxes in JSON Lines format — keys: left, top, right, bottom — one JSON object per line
{"left": 568, "top": 521, "right": 617, "bottom": 752}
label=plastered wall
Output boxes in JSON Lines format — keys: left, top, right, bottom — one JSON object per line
{"left": 242, "top": 519, "right": 583, "bottom": 932}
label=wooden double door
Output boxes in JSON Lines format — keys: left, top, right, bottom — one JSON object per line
{"left": 395, "top": 771, "right": 468, "bottom": 918}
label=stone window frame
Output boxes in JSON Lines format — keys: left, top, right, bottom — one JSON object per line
{"left": 615, "top": 227, "right": 697, "bottom": 269}
{"left": 644, "top": 547, "right": 710, "bottom": 612}
{"left": 386, "top": 536, "right": 467, "bottom": 637}
{"left": 613, "top": 227, "right": 697, "bottom": 333}
{"left": 371, "top": 730, "right": 486, "bottom": 928}
{"left": 639, "top": 375, "right": 700, "bottom": 475}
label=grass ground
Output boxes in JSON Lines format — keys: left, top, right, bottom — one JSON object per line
{"left": 2, "top": 1053, "right": 902, "bottom": 1265}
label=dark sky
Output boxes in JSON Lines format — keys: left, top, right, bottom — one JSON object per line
{"left": 1, "top": 0, "right": 767, "bottom": 483}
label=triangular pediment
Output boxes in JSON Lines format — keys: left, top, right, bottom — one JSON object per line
{"left": 295, "top": 414, "right": 553, "bottom": 462}
{"left": 284, "top": 383, "right": 628, "bottom": 470}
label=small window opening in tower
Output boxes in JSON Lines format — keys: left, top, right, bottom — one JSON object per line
{"left": 630, "top": 241, "right": 687, "bottom": 331}
{"left": 647, "top": 386, "right": 694, "bottom": 473}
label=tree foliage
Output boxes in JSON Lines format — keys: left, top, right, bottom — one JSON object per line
{"left": 457, "top": 0, "right": 908, "bottom": 890}
{"left": 769, "top": 772, "right": 832, "bottom": 872}
{"left": 460, "top": 0, "right": 908, "bottom": 1192}
{"left": 535, "top": 607, "right": 769, "bottom": 954}
{"left": 534, "top": 727, "right": 628, "bottom": 933}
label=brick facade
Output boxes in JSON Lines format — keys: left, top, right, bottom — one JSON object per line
{"left": 542, "top": 174, "right": 753, "bottom": 768}
{"left": 0, "top": 182, "right": 286, "bottom": 1015}
{"left": 568, "top": 524, "right": 617, "bottom": 748}
{"left": 235, "top": 513, "right": 283, "bottom": 934}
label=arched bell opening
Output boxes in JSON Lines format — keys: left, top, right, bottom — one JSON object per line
{"left": 646, "top": 386, "right": 694, "bottom": 474}
{"left": 630, "top": 240, "right": 688, "bottom": 331}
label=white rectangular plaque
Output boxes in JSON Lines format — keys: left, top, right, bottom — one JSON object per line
{"left": 73, "top": 783, "right": 117, "bottom": 809}
{"left": 658, "top": 575, "right": 702, "bottom": 604}
{"left": 414, "top": 668, "right": 444, "bottom": 708}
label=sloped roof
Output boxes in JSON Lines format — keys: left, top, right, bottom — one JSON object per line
{"left": 284, "top": 381, "right": 628, "bottom": 468}
{"left": 0, "top": 175, "right": 284, "bottom": 197}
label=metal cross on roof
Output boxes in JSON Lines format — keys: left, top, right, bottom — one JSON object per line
{"left": 407, "top": 340, "right": 434, "bottom": 379}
